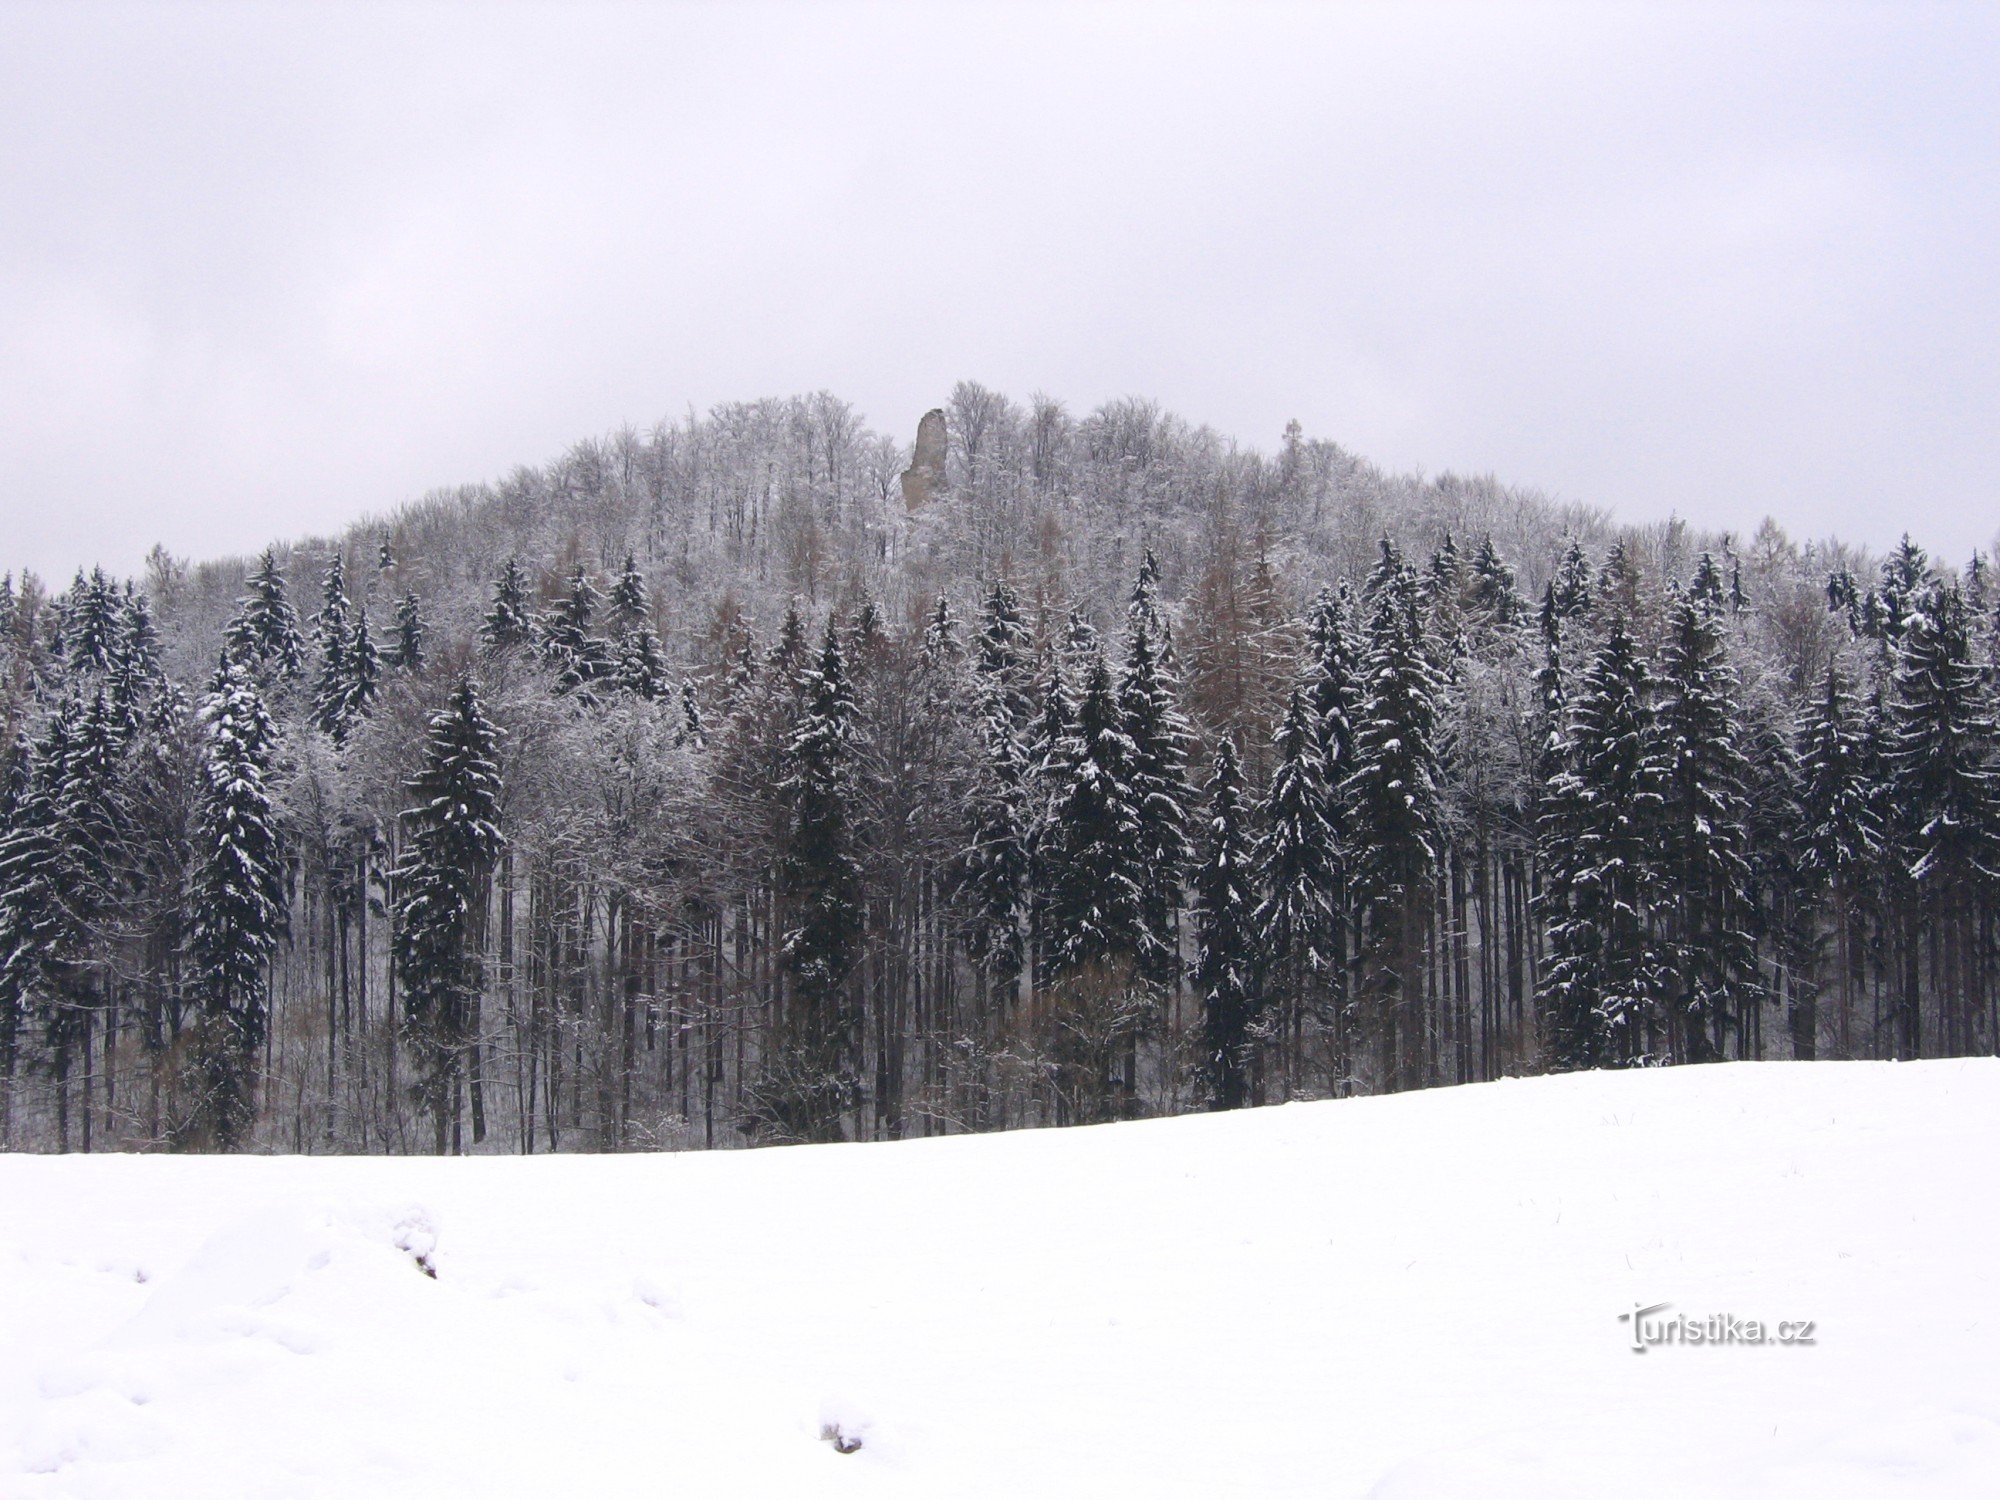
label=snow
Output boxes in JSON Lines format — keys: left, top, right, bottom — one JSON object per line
{"left": 4, "top": 1060, "right": 1998, "bottom": 1497}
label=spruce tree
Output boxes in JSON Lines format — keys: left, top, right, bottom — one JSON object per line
{"left": 0, "top": 721, "right": 75, "bottom": 1141}
{"left": 1597, "top": 541, "right": 1642, "bottom": 619}
{"left": 769, "top": 623, "right": 863, "bottom": 1141}
{"left": 1254, "top": 685, "right": 1340, "bottom": 1094}
{"left": 311, "top": 554, "right": 356, "bottom": 740}
{"left": 1887, "top": 582, "right": 1997, "bottom": 1054}
{"left": 608, "top": 553, "right": 649, "bottom": 637}
{"left": 769, "top": 602, "right": 810, "bottom": 679}
{"left": 1192, "top": 737, "right": 1259, "bottom": 1111}
{"left": 111, "top": 587, "right": 162, "bottom": 720}
{"left": 1060, "top": 605, "right": 1101, "bottom": 680}
{"left": 1537, "top": 618, "right": 1668, "bottom": 1069}
{"left": 540, "top": 567, "right": 614, "bottom": 698}
{"left": 1540, "top": 538, "right": 1594, "bottom": 638}
{"left": 223, "top": 548, "right": 305, "bottom": 679}
{"left": 390, "top": 591, "right": 427, "bottom": 673}
{"left": 848, "top": 597, "right": 889, "bottom": 672}
{"left": 349, "top": 610, "right": 381, "bottom": 723}
{"left": 1044, "top": 649, "right": 1146, "bottom": 980}
{"left": 1654, "top": 587, "right": 1759, "bottom": 1062}
{"left": 1345, "top": 550, "right": 1445, "bottom": 1090}
{"left": 720, "top": 631, "right": 759, "bottom": 712}
{"left": 392, "top": 678, "right": 504, "bottom": 1153}
{"left": 618, "top": 626, "right": 669, "bottom": 700}
{"left": 975, "top": 579, "right": 1033, "bottom": 730}
{"left": 1042, "top": 648, "right": 1149, "bottom": 1119}
{"left": 1118, "top": 613, "right": 1193, "bottom": 988}
{"left": 1873, "top": 535, "right": 1931, "bottom": 648}
{"left": 921, "top": 593, "right": 960, "bottom": 669}
{"left": 0, "top": 734, "right": 29, "bottom": 1127}
{"left": 677, "top": 677, "right": 706, "bottom": 747}
{"left": 1304, "top": 583, "right": 1360, "bottom": 781}
{"left": 64, "top": 568, "right": 121, "bottom": 676}
{"left": 1023, "top": 655, "right": 1075, "bottom": 989}
{"left": 961, "top": 674, "right": 1031, "bottom": 1004}
{"left": 481, "top": 557, "right": 535, "bottom": 651}
{"left": 187, "top": 661, "right": 285, "bottom": 1148}
{"left": 1796, "top": 664, "right": 1881, "bottom": 1057}
{"left": 1468, "top": 534, "right": 1524, "bottom": 628}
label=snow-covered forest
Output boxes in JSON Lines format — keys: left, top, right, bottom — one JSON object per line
{"left": 0, "top": 383, "right": 1990, "bottom": 1154}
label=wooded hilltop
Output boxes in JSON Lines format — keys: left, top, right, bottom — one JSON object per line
{"left": 0, "top": 384, "right": 1990, "bottom": 1154}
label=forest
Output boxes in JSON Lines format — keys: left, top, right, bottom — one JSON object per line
{"left": 0, "top": 383, "right": 1992, "bottom": 1154}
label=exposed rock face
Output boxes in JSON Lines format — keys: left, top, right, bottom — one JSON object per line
{"left": 900, "top": 408, "right": 947, "bottom": 511}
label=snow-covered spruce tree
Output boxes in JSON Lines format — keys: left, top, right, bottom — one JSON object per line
{"left": 1536, "top": 617, "right": 1669, "bottom": 1070}
{"left": 718, "top": 627, "right": 759, "bottom": 712}
{"left": 63, "top": 567, "right": 121, "bottom": 676}
{"left": 392, "top": 677, "right": 504, "bottom": 1154}
{"left": 1540, "top": 538, "right": 1595, "bottom": 638}
{"left": 481, "top": 557, "right": 535, "bottom": 652}
{"left": 348, "top": 610, "right": 381, "bottom": 724}
{"left": 110, "top": 585, "right": 163, "bottom": 726}
{"left": 186, "top": 660, "right": 285, "bottom": 1149}
{"left": 1597, "top": 540, "right": 1644, "bottom": 621}
{"left": 1423, "top": 533, "right": 1471, "bottom": 669}
{"left": 1041, "top": 648, "right": 1149, "bottom": 1122}
{"left": 1468, "top": 534, "right": 1524, "bottom": 628}
{"left": 617, "top": 625, "right": 669, "bottom": 701}
{"left": 1193, "top": 736, "right": 1259, "bottom": 1111}
{"left": 608, "top": 553, "right": 649, "bottom": 637}
{"left": 0, "top": 721, "right": 74, "bottom": 1146}
{"left": 1059, "top": 604, "right": 1101, "bottom": 682}
{"left": 540, "top": 568, "right": 608, "bottom": 704}
{"left": 1795, "top": 664, "right": 1882, "bottom": 1058}
{"left": 390, "top": 591, "right": 427, "bottom": 673}
{"left": 1254, "top": 685, "right": 1340, "bottom": 1098}
{"left": 1870, "top": 535, "right": 1932, "bottom": 649}
{"left": 766, "top": 622, "right": 863, "bottom": 1143}
{"left": 848, "top": 596, "right": 889, "bottom": 673}
{"left": 768, "top": 601, "right": 811, "bottom": 680}
{"left": 1305, "top": 582, "right": 1361, "bottom": 792}
{"left": 222, "top": 548, "right": 305, "bottom": 680}
{"left": 960, "top": 672, "right": 1031, "bottom": 1008}
{"left": 1740, "top": 680, "right": 1809, "bottom": 1060}
{"left": 975, "top": 579, "right": 1034, "bottom": 732}
{"left": 1022, "top": 653, "right": 1075, "bottom": 994}
{"left": 1118, "top": 612, "right": 1193, "bottom": 991}
{"left": 311, "top": 553, "right": 356, "bottom": 741}
{"left": 921, "top": 592, "right": 960, "bottom": 669}
{"left": 1887, "top": 582, "right": 1998, "bottom": 1056}
{"left": 1346, "top": 547, "right": 1446, "bottom": 1092}
{"left": 120, "top": 680, "right": 203, "bottom": 1144}
{"left": 33, "top": 690, "right": 132, "bottom": 1150}
{"left": 1653, "top": 579, "right": 1759, "bottom": 1063}
{"left": 1043, "top": 649, "right": 1145, "bottom": 974}
{"left": 677, "top": 676, "right": 705, "bottom": 747}
{"left": 0, "top": 733, "right": 30, "bottom": 1142}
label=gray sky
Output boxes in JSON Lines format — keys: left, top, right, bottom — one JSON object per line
{"left": 2, "top": 1, "right": 1996, "bottom": 583}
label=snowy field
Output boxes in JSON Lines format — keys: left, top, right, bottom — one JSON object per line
{"left": 3, "top": 1061, "right": 1997, "bottom": 1498}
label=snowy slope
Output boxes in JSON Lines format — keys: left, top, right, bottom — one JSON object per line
{"left": 3, "top": 1060, "right": 1997, "bottom": 1498}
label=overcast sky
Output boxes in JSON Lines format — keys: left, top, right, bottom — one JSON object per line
{"left": 2, "top": 1, "right": 1995, "bottom": 583}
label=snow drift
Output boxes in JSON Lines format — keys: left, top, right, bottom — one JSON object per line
{"left": 4, "top": 1060, "right": 1996, "bottom": 1497}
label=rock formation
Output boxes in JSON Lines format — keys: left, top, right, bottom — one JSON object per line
{"left": 900, "top": 407, "right": 947, "bottom": 510}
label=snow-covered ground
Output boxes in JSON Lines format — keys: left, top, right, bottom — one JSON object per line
{"left": 3, "top": 1060, "right": 1996, "bottom": 1498}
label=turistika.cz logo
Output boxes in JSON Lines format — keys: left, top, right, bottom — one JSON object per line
{"left": 1618, "top": 1302, "right": 1817, "bottom": 1353}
